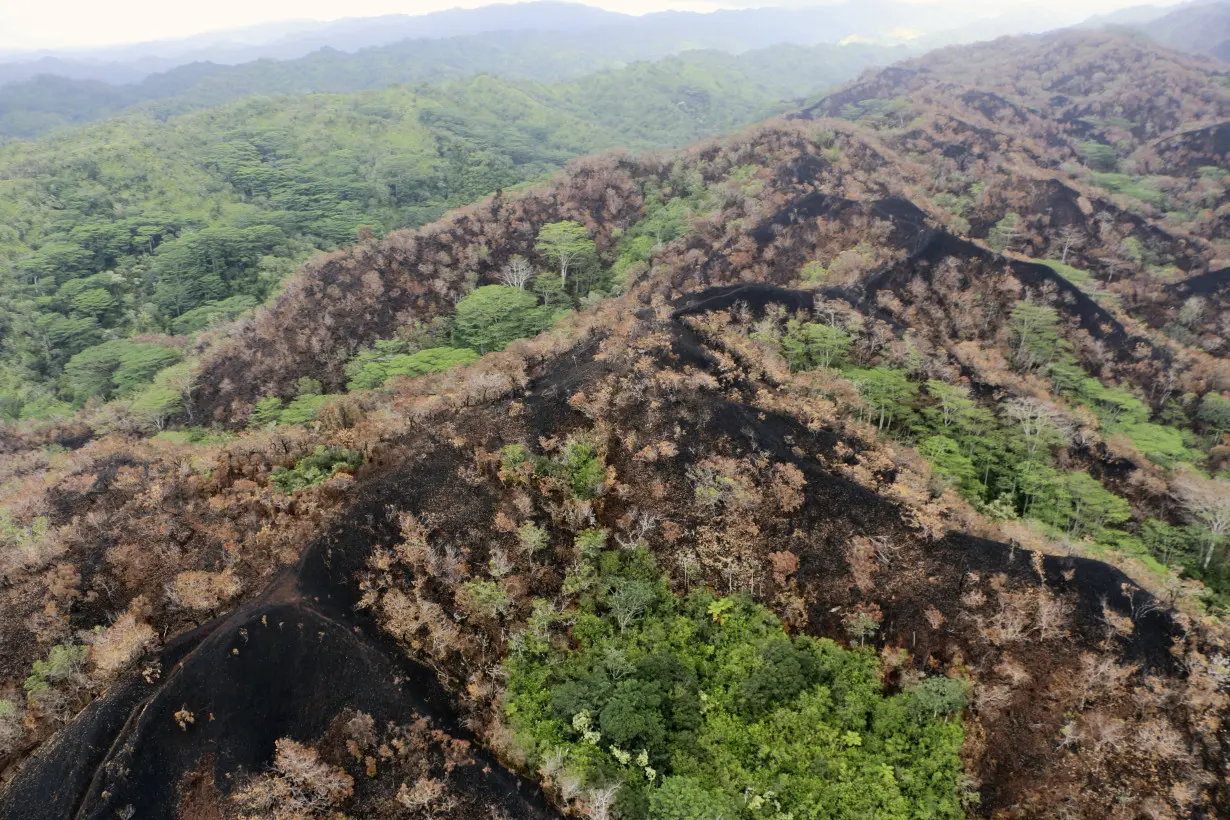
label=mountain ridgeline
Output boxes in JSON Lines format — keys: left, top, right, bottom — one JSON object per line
{"left": 0, "top": 25, "right": 904, "bottom": 140}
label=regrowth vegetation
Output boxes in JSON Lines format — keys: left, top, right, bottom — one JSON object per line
{"left": 506, "top": 549, "right": 967, "bottom": 819}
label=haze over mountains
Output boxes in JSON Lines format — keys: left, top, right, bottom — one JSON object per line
{"left": 0, "top": 0, "right": 1206, "bottom": 90}
{"left": 1, "top": 0, "right": 1226, "bottom": 141}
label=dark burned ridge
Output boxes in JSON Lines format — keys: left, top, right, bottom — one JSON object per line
{"left": 738, "top": 185, "right": 1165, "bottom": 367}
{"left": 1151, "top": 120, "right": 1230, "bottom": 174}
{"left": 0, "top": 503, "right": 556, "bottom": 818}
{"left": 672, "top": 280, "right": 1185, "bottom": 653}
{"left": 674, "top": 281, "right": 1178, "bottom": 649}
{"left": 1167, "top": 265, "right": 1230, "bottom": 299}
{"left": 789, "top": 65, "right": 920, "bottom": 120}
{"left": 868, "top": 227, "right": 1165, "bottom": 364}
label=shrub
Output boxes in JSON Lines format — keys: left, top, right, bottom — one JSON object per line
{"left": 233, "top": 737, "right": 354, "bottom": 818}
{"left": 168, "top": 569, "right": 243, "bottom": 611}
{"left": 459, "top": 580, "right": 511, "bottom": 619}
{"left": 24, "top": 643, "right": 88, "bottom": 715}
{"left": 1091, "top": 172, "right": 1166, "bottom": 207}
{"left": 498, "top": 443, "right": 532, "bottom": 484}
{"left": 0, "top": 698, "right": 23, "bottom": 754}
{"left": 270, "top": 446, "right": 364, "bottom": 493}
{"left": 345, "top": 344, "right": 478, "bottom": 390}
{"left": 86, "top": 605, "right": 157, "bottom": 679}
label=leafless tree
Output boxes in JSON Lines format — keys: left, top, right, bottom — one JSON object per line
{"left": 1172, "top": 472, "right": 1230, "bottom": 569}
{"left": 497, "top": 255, "right": 534, "bottom": 290}
{"left": 1005, "top": 397, "right": 1074, "bottom": 458}
{"left": 583, "top": 784, "right": 621, "bottom": 820}
{"left": 1056, "top": 225, "right": 1084, "bottom": 264}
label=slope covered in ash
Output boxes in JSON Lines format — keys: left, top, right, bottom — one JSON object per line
{"left": 1, "top": 28, "right": 1229, "bottom": 820}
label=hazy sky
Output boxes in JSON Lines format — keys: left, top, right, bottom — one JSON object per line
{"left": 0, "top": 0, "right": 1181, "bottom": 52}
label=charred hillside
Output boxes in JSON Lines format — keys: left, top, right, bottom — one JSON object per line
{"left": 0, "top": 282, "right": 1217, "bottom": 817}
{"left": 1, "top": 28, "right": 1229, "bottom": 820}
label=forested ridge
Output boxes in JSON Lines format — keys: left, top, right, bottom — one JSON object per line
{"left": 0, "top": 44, "right": 888, "bottom": 421}
{"left": 0, "top": 33, "right": 897, "bottom": 139}
{"left": 0, "top": 22, "right": 1229, "bottom": 820}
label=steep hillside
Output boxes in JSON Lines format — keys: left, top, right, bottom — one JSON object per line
{"left": 0, "top": 46, "right": 891, "bottom": 422}
{"left": 1, "top": 29, "right": 1228, "bottom": 820}
{"left": 795, "top": 31, "right": 1230, "bottom": 351}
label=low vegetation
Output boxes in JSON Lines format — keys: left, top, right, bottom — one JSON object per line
{"left": 506, "top": 549, "right": 967, "bottom": 818}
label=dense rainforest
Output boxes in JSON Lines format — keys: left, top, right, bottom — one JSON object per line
{"left": 0, "top": 43, "right": 891, "bottom": 421}
{"left": 0, "top": 34, "right": 898, "bottom": 139}
{"left": 0, "top": 18, "right": 1228, "bottom": 820}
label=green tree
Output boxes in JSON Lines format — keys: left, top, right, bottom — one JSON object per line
{"left": 128, "top": 386, "right": 183, "bottom": 431}
{"left": 71, "top": 288, "right": 117, "bottom": 318}
{"left": 1079, "top": 141, "right": 1120, "bottom": 173}
{"left": 649, "top": 778, "right": 740, "bottom": 820}
{"left": 988, "top": 212, "right": 1022, "bottom": 252}
{"left": 920, "top": 435, "right": 984, "bottom": 497}
{"left": 1197, "top": 392, "right": 1230, "bottom": 436}
{"left": 851, "top": 368, "right": 918, "bottom": 431}
{"left": 249, "top": 396, "right": 285, "bottom": 427}
{"left": 62, "top": 339, "right": 182, "bottom": 404}
{"left": 536, "top": 221, "right": 596, "bottom": 291}
{"left": 506, "top": 549, "right": 966, "bottom": 819}
{"left": 781, "top": 319, "right": 853, "bottom": 370}
{"left": 1008, "top": 303, "right": 1061, "bottom": 372}
{"left": 799, "top": 260, "right": 829, "bottom": 285}
{"left": 453, "top": 285, "right": 553, "bottom": 353}
{"left": 459, "top": 580, "right": 511, "bottom": 619}
{"left": 345, "top": 344, "right": 478, "bottom": 390}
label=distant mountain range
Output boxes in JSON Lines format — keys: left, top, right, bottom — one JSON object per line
{"left": 0, "top": 0, "right": 1225, "bottom": 142}
{"left": 0, "top": 3, "right": 627, "bottom": 86}
{"left": 1079, "top": 0, "right": 1230, "bottom": 57}
{"left": 0, "top": 0, "right": 1117, "bottom": 90}
{"left": 1132, "top": 0, "right": 1230, "bottom": 58}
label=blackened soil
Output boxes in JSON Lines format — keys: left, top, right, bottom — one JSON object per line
{"left": 0, "top": 529, "right": 555, "bottom": 819}
{"left": 668, "top": 283, "right": 1185, "bottom": 671}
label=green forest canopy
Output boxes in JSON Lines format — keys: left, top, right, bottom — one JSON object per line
{"left": 506, "top": 547, "right": 967, "bottom": 819}
{"left": 0, "top": 39, "right": 898, "bottom": 139}
{"left": 0, "top": 46, "right": 882, "bottom": 418}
